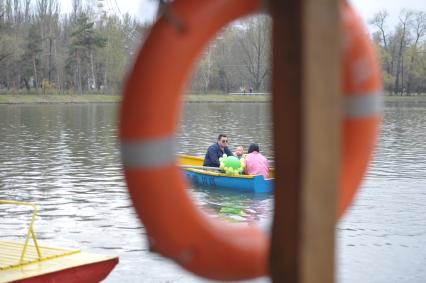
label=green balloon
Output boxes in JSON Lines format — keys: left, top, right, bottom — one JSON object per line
{"left": 220, "top": 207, "right": 242, "bottom": 215}
{"left": 224, "top": 156, "right": 241, "bottom": 169}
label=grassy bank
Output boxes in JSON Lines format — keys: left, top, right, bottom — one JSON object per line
{"left": 0, "top": 94, "right": 121, "bottom": 104}
{"left": 0, "top": 93, "right": 270, "bottom": 104}
{"left": 185, "top": 94, "right": 270, "bottom": 102}
{"left": 0, "top": 93, "right": 425, "bottom": 104}
{"left": 381, "top": 95, "right": 426, "bottom": 102}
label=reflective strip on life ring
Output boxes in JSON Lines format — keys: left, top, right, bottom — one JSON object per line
{"left": 119, "top": 0, "right": 382, "bottom": 280}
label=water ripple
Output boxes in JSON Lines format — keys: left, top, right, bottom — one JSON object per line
{"left": 1, "top": 102, "right": 425, "bottom": 282}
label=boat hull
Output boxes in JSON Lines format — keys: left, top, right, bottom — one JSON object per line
{"left": 10, "top": 256, "right": 118, "bottom": 283}
{"left": 183, "top": 168, "right": 273, "bottom": 193}
{"left": 178, "top": 154, "right": 274, "bottom": 192}
{"left": 0, "top": 240, "right": 118, "bottom": 283}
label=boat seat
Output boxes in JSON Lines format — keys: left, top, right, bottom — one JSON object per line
{"left": 0, "top": 240, "right": 80, "bottom": 271}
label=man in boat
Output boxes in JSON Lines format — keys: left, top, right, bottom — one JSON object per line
{"left": 244, "top": 143, "right": 269, "bottom": 179}
{"left": 203, "top": 134, "right": 234, "bottom": 167}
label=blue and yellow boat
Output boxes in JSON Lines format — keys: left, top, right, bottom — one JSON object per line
{"left": 178, "top": 155, "right": 274, "bottom": 193}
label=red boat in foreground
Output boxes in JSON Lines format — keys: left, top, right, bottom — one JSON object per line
{"left": 0, "top": 200, "right": 118, "bottom": 283}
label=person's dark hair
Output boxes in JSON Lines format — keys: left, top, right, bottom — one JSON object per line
{"left": 248, "top": 143, "right": 259, "bottom": 153}
{"left": 217, "top": 134, "right": 227, "bottom": 141}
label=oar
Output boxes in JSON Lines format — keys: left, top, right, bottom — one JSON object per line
{"left": 180, "top": 165, "right": 222, "bottom": 171}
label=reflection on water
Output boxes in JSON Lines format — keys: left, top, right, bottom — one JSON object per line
{"left": 191, "top": 186, "right": 272, "bottom": 227}
{"left": 0, "top": 101, "right": 425, "bottom": 282}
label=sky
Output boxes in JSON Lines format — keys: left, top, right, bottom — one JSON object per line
{"left": 349, "top": 0, "right": 425, "bottom": 27}
{"left": 59, "top": 0, "right": 425, "bottom": 28}
{"left": 59, "top": 0, "right": 158, "bottom": 22}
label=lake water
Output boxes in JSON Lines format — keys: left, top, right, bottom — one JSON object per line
{"left": 0, "top": 101, "right": 425, "bottom": 282}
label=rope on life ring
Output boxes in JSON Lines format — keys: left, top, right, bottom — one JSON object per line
{"left": 119, "top": 0, "right": 382, "bottom": 280}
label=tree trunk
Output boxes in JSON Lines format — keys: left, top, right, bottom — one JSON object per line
{"left": 90, "top": 49, "right": 96, "bottom": 89}
{"left": 393, "top": 38, "right": 405, "bottom": 95}
{"left": 393, "top": 12, "right": 412, "bottom": 95}
{"left": 32, "top": 54, "right": 39, "bottom": 90}
{"left": 406, "top": 53, "right": 415, "bottom": 95}
{"left": 6, "top": 66, "right": 10, "bottom": 90}
{"left": 406, "top": 26, "right": 423, "bottom": 94}
{"left": 48, "top": 37, "right": 52, "bottom": 84}
{"left": 380, "top": 28, "right": 392, "bottom": 74}
{"left": 103, "top": 69, "right": 107, "bottom": 93}
{"left": 14, "top": 37, "right": 19, "bottom": 90}
{"left": 23, "top": 78, "right": 30, "bottom": 90}
{"left": 53, "top": 39, "right": 62, "bottom": 93}
{"left": 76, "top": 54, "right": 83, "bottom": 95}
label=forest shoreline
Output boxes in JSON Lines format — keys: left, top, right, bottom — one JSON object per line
{"left": 0, "top": 93, "right": 425, "bottom": 104}
{"left": 0, "top": 93, "right": 271, "bottom": 104}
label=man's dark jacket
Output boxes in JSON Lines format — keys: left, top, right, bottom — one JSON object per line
{"left": 203, "top": 143, "right": 233, "bottom": 167}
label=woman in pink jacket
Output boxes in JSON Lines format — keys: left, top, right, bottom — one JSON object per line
{"left": 244, "top": 143, "right": 269, "bottom": 179}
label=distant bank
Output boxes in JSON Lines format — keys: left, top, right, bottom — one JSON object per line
{"left": 0, "top": 93, "right": 424, "bottom": 104}
{"left": 0, "top": 94, "right": 270, "bottom": 104}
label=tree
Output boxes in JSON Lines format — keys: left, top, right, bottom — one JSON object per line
{"left": 212, "top": 30, "right": 239, "bottom": 93}
{"left": 97, "top": 15, "right": 126, "bottom": 91}
{"left": 370, "top": 10, "right": 392, "bottom": 74}
{"left": 393, "top": 10, "right": 413, "bottom": 94}
{"left": 36, "top": 0, "right": 60, "bottom": 85}
{"left": 235, "top": 15, "right": 271, "bottom": 92}
{"left": 0, "top": 2, "right": 146, "bottom": 94}
{"left": 21, "top": 23, "right": 43, "bottom": 90}
{"left": 189, "top": 15, "right": 272, "bottom": 94}
{"left": 406, "top": 11, "right": 426, "bottom": 94}
{"left": 66, "top": 13, "right": 106, "bottom": 94}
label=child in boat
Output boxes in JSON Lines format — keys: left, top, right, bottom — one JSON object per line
{"left": 233, "top": 145, "right": 245, "bottom": 159}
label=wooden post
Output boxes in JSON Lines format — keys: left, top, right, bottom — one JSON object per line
{"left": 270, "top": 0, "right": 340, "bottom": 282}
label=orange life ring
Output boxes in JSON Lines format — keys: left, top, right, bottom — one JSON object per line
{"left": 119, "top": 0, "right": 382, "bottom": 280}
